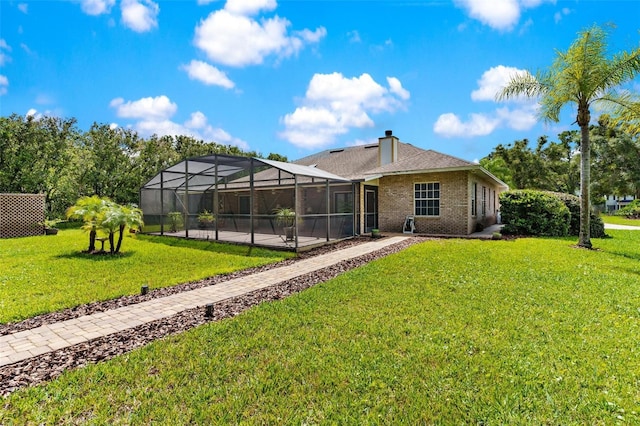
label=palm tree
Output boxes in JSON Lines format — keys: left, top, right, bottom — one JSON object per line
{"left": 497, "top": 24, "right": 640, "bottom": 248}
{"left": 66, "top": 195, "right": 112, "bottom": 252}
{"left": 105, "top": 204, "right": 144, "bottom": 254}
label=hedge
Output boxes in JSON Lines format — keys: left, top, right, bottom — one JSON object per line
{"left": 500, "top": 190, "right": 570, "bottom": 236}
{"left": 546, "top": 192, "right": 606, "bottom": 238}
{"left": 500, "top": 190, "right": 605, "bottom": 238}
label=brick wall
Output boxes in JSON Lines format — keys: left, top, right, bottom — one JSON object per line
{"left": 469, "top": 172, "right": 503, "bottom": 232}
{"left": 0, "top": 193, "right": 46, "bottom": 238}
{"left": 377, "top": 171, "right": 504, "bottom": 235}
{"left": 377, "top": 171, "right": 467, "bottom": 234}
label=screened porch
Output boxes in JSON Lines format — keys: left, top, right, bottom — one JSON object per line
{"left": 139, "top": 154, "right": 358, "bottom": 251}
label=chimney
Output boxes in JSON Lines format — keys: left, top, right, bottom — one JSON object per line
{"left": 378, "top": 130, "right": 398, "bottom": 166}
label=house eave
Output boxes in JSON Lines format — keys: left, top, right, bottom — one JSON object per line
{"left": 366, "top": 165, "right": 509, "bottom": 189}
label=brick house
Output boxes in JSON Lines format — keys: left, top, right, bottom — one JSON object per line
{"left": 141, "top": 130, "right": 508, "bottom": 250}
{"left": 294, "top": 130, "right": 508, "bottom": 235}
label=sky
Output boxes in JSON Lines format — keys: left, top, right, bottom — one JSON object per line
{"left": 1, "top": 0, "right": 639, "bottom": 163}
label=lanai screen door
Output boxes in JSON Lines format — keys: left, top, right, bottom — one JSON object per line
{"left": 364, "top": 186, "right": 378, "bottom": 232}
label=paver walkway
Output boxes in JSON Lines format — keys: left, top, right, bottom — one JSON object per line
{"left": 604, "top": 223, "right": 640, "bottom": 230}
{"left": 0, "top": 236, "right": 409, "bottom": 368}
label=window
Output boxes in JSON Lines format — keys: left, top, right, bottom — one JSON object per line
{"left": 471, "top": 182, "right": 477, "bottom": 217}
{"left": 334, "top": 192, "right": 353, "bottom": 213}
{"left": 481, "top": 186, "right": 487, "bottom": 217}
{"left": 414, "top": 182, "right": 440, "bottom": 216}
{"left": 238, "top": 195, "right": 250, "bottom": 214}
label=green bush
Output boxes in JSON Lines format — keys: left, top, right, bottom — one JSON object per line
{"left": 614, "top": 199, "right": 640, "bottom": 219}
{"left": 500, "top": 190, "right": 570, "bottom": 236}
{"left": 546, "top": 192, "right": 606, "bottom": 238}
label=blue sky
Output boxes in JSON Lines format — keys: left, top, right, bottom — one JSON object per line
{"left": 1, "top": 0, "right": 639, "bottom": 163}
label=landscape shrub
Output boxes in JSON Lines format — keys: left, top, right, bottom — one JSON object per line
{"left": 500, "top": 190, "right": 570, "bottom": 236}
{"left": 614, "top": 199, "right": 640, "bottom": 219}
{"left": 546, "top": 192, "right": 606, "bottom": 238}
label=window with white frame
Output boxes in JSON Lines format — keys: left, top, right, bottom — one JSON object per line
{"left": 414, "top": 182, "right": 440, "bottom": 216}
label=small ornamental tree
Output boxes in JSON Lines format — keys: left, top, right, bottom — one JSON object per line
{"left": 65, "top": 195, "right": 111, "bottom": 252}
{"left": 66, "top": 196, "right": 143, "bottom": 254}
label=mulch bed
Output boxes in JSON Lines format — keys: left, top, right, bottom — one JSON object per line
{"left": 0, "top": 236, "right": 425, "bottom": 397}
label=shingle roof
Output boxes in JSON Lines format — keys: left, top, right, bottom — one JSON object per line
{"left": 294, "top": 141, "right": 475, "bottom": 180}
{"left": 365, "top": 149, "right": 475, "bottom": 175}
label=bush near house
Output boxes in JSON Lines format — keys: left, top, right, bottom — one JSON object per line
{"left": 500, "top": 190, "right": 570, "bottom": 236}
{"left": 613, "top": 199, "right": 640, "bottom": 219}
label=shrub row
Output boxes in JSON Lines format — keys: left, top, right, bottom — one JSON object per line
{"left": 500, "top": 190, "right": 605, "bottom": 237}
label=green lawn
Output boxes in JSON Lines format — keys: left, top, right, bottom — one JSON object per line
{"left": 601, "top": 214, "right": 640, "bottom": 227}
{"left": 0, "top": 230, "right": 293, "bottom": 323}
{"left": 2, "top": 231, "right": 640, "bottom": 423}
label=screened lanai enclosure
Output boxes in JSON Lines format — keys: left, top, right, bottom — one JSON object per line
{"left": 140, "top": 154, "right": 357, "bottom": 251}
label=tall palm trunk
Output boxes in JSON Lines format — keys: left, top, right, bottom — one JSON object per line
{"left": 578, "top": 105, "right": 592, "bottom": 249}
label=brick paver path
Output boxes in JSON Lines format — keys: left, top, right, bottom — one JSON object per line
{"left": 0, "top": 236, "right": 408, "bottom": 367}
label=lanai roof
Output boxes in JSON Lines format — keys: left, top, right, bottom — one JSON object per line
{"left": 141, "top": 154, "right": 350, "bottom": 192}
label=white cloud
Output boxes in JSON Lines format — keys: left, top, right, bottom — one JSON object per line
{"left": 194, "top": 4, "right": 325, "bottom": 67}
{"left": 471, "top": 65, "right": 531, "bottom": 102}
{"left": 434, "top": 65, "right": 540, "bottom": 138}
{"left": 110, "top": 95, "right": 177, "bottom": 120}
{"left": 18, "top": 3, "right": 28, "bottom": 13}
{"left": 181, "top": 60, "right": 235, "bottom": 89}
{"left": 296, "top": 27, "right": 327, "bottom": 44}
{"left": 496, "top": 105, "right": 538, "bottom": 130}
{"left": 24, "top": 108, "right": 57, "bottom": 119}
{"left": 0, "top": 75, "right": 8, "bottom": 95}
{"left": 455, "top": 0, "right": 520, "bottom": 31}
{"left": 78, "top": 0, "right": 116, "bottom": 15}
{"left": 224, "top": 0, "right": 276, "bottom": 16}
{"left": 454, "top": 0, "right": 555, "bottom": 31}
{"left": 387, "top": 77, "right": 410, "bottom": 100}
{"left": 0, "top": 39, "right": 12, "bottom": 66}
{"left": 121, "top": 0, "right": 159, "bottom": 33}
{"left": 110, "top": 96, "right": 248, "bottom": 149}
{"left": 279, "top": 72, "right": 410, "bottom": 149}
{"left": 433, "top": 112, "right": 501, "bottom": 138}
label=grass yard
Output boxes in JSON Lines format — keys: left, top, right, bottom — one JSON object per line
{"left": 2, "top": 231, "right": 640, "bottom": 423}
{"left": 0, "top": 230, "right": 294, "bottom": 323}
{"left": 601, "top": 214, "right": 640, "bottom": 227}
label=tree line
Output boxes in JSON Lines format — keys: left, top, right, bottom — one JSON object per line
{"left": 481, "top": 115, "right": 640, "bottom": 204}
{"left": 0, "top": 113, "right": 287, "bottom": 218}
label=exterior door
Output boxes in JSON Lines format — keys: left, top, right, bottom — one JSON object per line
{"left": 364, "top": 186, "right": 378, "bottom": 232}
